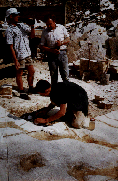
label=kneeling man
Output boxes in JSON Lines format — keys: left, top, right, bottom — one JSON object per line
{"left": 34, "top": 80, "right": 88, "bottom": 128}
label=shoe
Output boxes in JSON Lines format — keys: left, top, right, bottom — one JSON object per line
{"left": 20, "top": 93, "right": 31, "bottom": 100}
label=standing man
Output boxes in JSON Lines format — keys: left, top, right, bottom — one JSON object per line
{"left": 40, "top": 14, "right": 70, "bottom": 85}
{"left": 5, "top": 8, "right": 35, "bottom": 100}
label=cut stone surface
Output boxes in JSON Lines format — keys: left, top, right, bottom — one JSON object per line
{"left": 96, "top": 114, "right": 118, "bottom": 127}
{"left": 0, "top": 105, "right": 118, "bottom": 180}
{"left": 0, "top": 134, "right": 118, "bottom": 181}
{"left": 20, "top": 121, "right": 43, "bottom": 132}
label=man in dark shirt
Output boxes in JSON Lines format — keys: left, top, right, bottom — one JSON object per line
{"left": 34, "top": 80, "right": 88, "bottom": 128}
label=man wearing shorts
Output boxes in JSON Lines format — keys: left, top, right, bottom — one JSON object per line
{"left": 34, "top": 80, "right": 88, "bottom": 128}
{"left": 5, "top": 8, "right": 35, "bottom": 100}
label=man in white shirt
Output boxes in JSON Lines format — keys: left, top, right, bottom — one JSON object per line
{"left": 5, "top": 8, "right": 35, "bottom": 100}
{"left": 40, "top": 14, "right": 70, "bottom": 84}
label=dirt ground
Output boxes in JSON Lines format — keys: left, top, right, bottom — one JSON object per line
{"left": 0, "top": 59, "right": 118, "bottom": 119}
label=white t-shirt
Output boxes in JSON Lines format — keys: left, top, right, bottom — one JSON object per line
{"left": 5, "top": 23, "right": 31, "bottom": 60}
{"left": 40, "top": 24, "right": 69, "bottom": 50}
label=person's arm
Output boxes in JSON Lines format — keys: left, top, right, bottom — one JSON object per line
{"left": 42, "top": 37, "right": 70, "bottom": 52}
{"left": 40, "top": 45, "right": 60, "bottom": 55}
{"left": 30, "top": 25, "right": 35, "bottom": 39}
{"left": 34, "top": 103, "right": 67, "bottom": 124}
{"left": 5, "top": 29, "right": 20, "bottom": 70}
{"left": 56, "top": 37, "right": 70, "bottom": 47}
{"left": 61, "top": 37, "right": 70, "bottom": 46}
{"left": 9, "top": 44, "right": 20, "bottom": 70}
{"left": 40, "top": 29, "right": 60, "bottom": 55}
{"left": 22, "top": 20, "right": 35, "bottom": 38}
{"left": 36, "top": 103, "right": 55, "bottom": 117}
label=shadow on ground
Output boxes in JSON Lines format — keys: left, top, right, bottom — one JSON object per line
{"left": 0, "top": 65, "right": 16, "bottom": 79}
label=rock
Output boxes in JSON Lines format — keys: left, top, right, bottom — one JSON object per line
{"left": 82, "top": 71, "right": 90, "bottom": 81}
{"left": 79, "top": 58, "right": 109, "bottom": 80}
{"left": 93, "top": 95, "right": 105, "bottom": 104}
{"left": 108, "top": 37, "right": 118, "bottom": 60}
{"left": 67, "top": 47, "right": 77, "bottom": 63}
{"left": 98, "top": 101, "right": 113, "bottom": 109}
{"left": 0, "top": 84, "right": 12, "bottom": 98}
{"left": 80, "top": 58, "right": 89, "bottom": 77}
{"left": 100, "top": 73, "right": 110, "bottom": 85}
{"left": 73, "top": 60, "right": 80, "bottom": 70}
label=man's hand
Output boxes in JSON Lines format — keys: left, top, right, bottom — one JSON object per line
{"left": 15, "top": 61, "right": 20, "bottom": 70}
{"left": 55, "top": 40, "right": 62, "bottom": 47}
{"left": 34, "top": 118, "right": 48, "bottom": 125}
{"left": 50, "top": 48, "right": 60, "bottom": 55}
{"left": 27, "top": 18, "right": 35, "bottom": 26}
{"left": 9, "top": 44, "right": 20, "bottom": 70}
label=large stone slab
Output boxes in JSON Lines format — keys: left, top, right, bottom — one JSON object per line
{"left": 0, "top": 134, "right": 118, "bottom": 181}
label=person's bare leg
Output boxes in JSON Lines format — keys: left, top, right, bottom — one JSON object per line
{"left": 16, "top": 68, "right": 31, "bottom": 100}
{"left": 16, "top": 69, "right": 24, "bottom": 91}
{"left": 26, "top": 65, "right": 35, "bottom": 87}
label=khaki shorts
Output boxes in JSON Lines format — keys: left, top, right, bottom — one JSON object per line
{"left": 19, "top": 56, "right": 34, "bottom": 68}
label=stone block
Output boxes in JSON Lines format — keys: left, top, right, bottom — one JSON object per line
{"left": 73, "top": 60, "right": 80, "bottom": 70}
{"left": 109, "top": 37, "right": 118, "bottom": 60}
{"left": 82, "top": 71, "right": 90, "bottom": 81}
{"left": 100, "top": 73, "right": 110, "bottom": 85}
{"left": 97, "top": 101, "right": 113, "bottom": 109}
{"left": 67, "top": 47, "right": 77, "bottom": 63}
{"left": 79, "top": 59, "right": 108, "bottom": 80}
{"left": 93, "top": 95, "right": 104, "bottom": 104}
{"left": 0, "top": 84, "right": 12, "bottom": 98}
{"left": 109, "top": 60, "right": 118, "bottom": 73}
{"left": 80, "top": 58, "right": 89, "bottom": 77}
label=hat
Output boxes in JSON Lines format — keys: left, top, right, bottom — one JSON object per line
{"left": 6, "top": 8, "right": 20, "bottom": 18}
